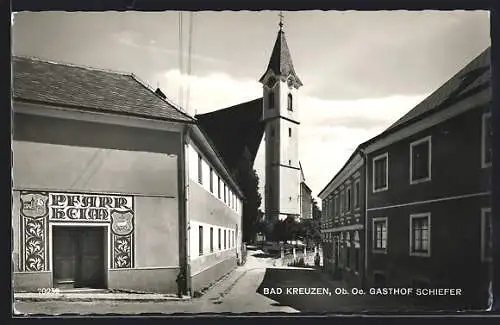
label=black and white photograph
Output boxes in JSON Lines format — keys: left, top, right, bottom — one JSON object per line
{"left": 11, "top": 9, "right": 493, "bottom": 315}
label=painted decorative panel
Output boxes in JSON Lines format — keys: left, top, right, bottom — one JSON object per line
{"left": 19, "top": 191, "right": 135, "bottom": 271}
{"left": 20, "top": 192, "right": 49, "bottom": 271}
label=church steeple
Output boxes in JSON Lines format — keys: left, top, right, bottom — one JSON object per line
{"left": 259, "top": 13, "right": 303, "bottom": 89}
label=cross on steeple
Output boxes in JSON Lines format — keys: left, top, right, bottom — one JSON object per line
{"left": 278, "top": 11, "right": 284, "bottom": 30}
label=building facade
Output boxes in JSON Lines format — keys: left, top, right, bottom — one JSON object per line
{"left": 364, "top": 48, "right": 491, "bottom": 308}
{"left": 186, "top": 127, "right": 244, "bottom": 293}
{"left": 319, "top": 151, "right": 366, "bottom": 288}
{"left": 12, "top": 57, "right": 243, "bottom": 295}
{"left": 318, "top": 47, "right": 492, "bottom": 308}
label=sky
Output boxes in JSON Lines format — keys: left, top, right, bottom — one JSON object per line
{"left": 12, "top": 10, "right": 491, "bottom": 205}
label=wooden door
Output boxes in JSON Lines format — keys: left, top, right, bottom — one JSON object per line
{"left": 75, "top": 227, "right": 105, "bottom": 288}
{"left": 53, "top": 226, "right": 106, "bottom": 289}
{"left": 53, "top": 228, "right": 78, "bottom": 287}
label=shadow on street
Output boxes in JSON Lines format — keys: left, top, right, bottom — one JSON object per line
{"left": 255, "top": 268, "right": 474, "bottom": 314}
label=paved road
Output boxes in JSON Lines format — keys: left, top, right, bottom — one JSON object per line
{"left": 13, "top": 248, "right": 470, "bottom": 315}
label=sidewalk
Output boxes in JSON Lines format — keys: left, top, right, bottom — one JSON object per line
{"left": 14, "top": 290, "right": 192, "bottom": 303}
{"left": 14, "top": 262, "right": 252, "bottom": 303}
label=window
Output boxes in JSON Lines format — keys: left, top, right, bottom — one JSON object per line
{"left": 334, "top": 195, "right": 339, "bottom": 216}
{"left": 210, "top": 227, "right": 214, "bottom": 253}
{"left": 289, "top": 160, "right": 291, "bottom": 166}
{"left": 198, "top": 226, "right": 204, "bottom": 256}
{"left": 218, "top": 228, "right": 221, "bottom": 250}
{"left": 224, "top": 230, "right": 227, "bottom": 249}
{"left": 482, "top": 112, "right": 492, "bottom": 168}
{"left": 217, "top": 176, "right": 221, "bottom": 199}
{"left": 346, "top": 186, "right": 352, "bottom": 212}
{"left": 373, "top": 217, "right": 388, "bottom": 253}
{"left": 354, "top": 179, "right": 360, "bottom": 209}
{"left": 481, "top": 208, "right": 492, "bottom": 262}
{"left": 224, "top": 184, "right": 227, "bottom": 203}
{"left": 410, "top": 213, "right": 431, "bottom": 257}
{"left": 288, "top": 127, "right": 292, "bottom": 137}
{"left": 410, "top": 137, "right": 432, "bottom": 184}
{"left": 197, "top": 154, "right": 203, "bottom": 184}
{"left": 353, "top": 231, "right": 360, "bottom": 271}
{"left": 346, "top": 232, "right": 351, "bottom": 269}
{"left": 287, "top": 93, "right": 293, "bottom": 111}
{"left": 268, "top": 91, "right": 275, "bottom": 109}
{"left": 233, "top": 231, "right": 235, "bottom": 248}
{"left": 340, "top": 191, "right": 344, "bottom": 214}
{"left": 339, "top": 233, "right": 345, "bottom": 267}
{"left": 209, "top": 168, "right": 214, "bottom": 193}
{"left": 373, "top": 153, "right": 388, "bottom": 192}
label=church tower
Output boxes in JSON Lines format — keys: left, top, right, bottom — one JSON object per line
{"left": 259, "top": 15, "right": 303, "bottom": 224}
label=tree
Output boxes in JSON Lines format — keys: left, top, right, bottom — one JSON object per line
{"left": 296, "top": 199, "right": 322, "bottom": 245}
{"left": 312, "top": 198, "right": 321, "bottom": 220}
{"left": 240, "top": 168, "right": 262, "bottom": 243}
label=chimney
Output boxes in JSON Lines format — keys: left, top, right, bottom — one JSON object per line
{"left": 155, "top": 88, "right": 167, "bottom": 99}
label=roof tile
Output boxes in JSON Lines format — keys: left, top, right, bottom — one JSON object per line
{"left": 13, "top": 56, "right": 194, "bottom": 123}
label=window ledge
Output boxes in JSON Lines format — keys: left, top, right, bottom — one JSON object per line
{"left": 410, "top": 252, "right": 430, "bottom": 257}
{"left": 373, "top": 187, "right": 388, "bottom": 193}
{"left": 372, "top": 249, "right": 387, "bottom": 254}
{"left": 482, "top": 162, "right": 492, "bottom": 169}
{"left": 410, "top": 177, "right": 431, "bottom": 185}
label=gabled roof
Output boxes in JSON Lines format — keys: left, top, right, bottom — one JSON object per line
{"left": 258, "top": 29, "right": 303, "bottom": 88}
{"left": 299, "top": 161, "right": 312, "bottom": 193}
{"left": 195, "top": 98, "right": 265, "bottom": 173}
{"left": 13, "top": 56, "right": 195, "bottom": 123}
{"left": 380, "top": 47, "right": 490, "bottom": 136}
{"left": 318, "top": 46, "right": 491, "bottom": 198}
{"left": 317, "top": 146, "right": 363, "bottom": 198}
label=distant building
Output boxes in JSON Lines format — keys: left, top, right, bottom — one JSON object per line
{"left": 319, "top": 47, "right": 492, "bottom": 308}
{"left": 318, "top": 150, "right": 366, "bottom": 288}
{"left": 12, "top": 57, "right": 243, "bottom": 295}
{"left": 300, "top": 162, "right": 313, "bottom": 220}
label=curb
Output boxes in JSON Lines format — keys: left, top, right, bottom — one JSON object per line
{"left": 14, "top": 294, "right": 192, "bottom": 303}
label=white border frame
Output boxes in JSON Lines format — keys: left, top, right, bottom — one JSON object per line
{"left": 49, "top": 223, "right": 111, "bottom": 287}
{"left": 372, "top": 217, "right": 388, "bottom": 254}
{"left": 409, "top": 213, "right": 431, "bottom": 257}
{"left": 410, "top": 136, "right": 432, "bottom": 185}
{"left": 481, "top": 207, "right": 492, "bottom": 262}
{"left": 372, "top": 153, "right": 389, "bottom": 193}
{"left": 481, "top": 112, "right": 492, "bottom": 169}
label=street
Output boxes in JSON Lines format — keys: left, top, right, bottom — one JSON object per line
{"left": 13, "top": 249, "right": 297, "bottom": 315}
{"left": 14, "top": 248, "right": 464, "bottom": 315}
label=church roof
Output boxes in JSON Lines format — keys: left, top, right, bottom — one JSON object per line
{"left": 195, "top": 98, "right": 265, "bottom": 173}
{"left": 259, "top": 29, "right": 303, "bottom": 88}
{"left": 13, "top": 56, "right": 194, "bottom": 123}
